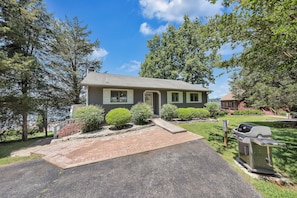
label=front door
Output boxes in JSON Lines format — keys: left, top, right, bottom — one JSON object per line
{"left": 145, "top": 92, "right": 153, "bottom": 110}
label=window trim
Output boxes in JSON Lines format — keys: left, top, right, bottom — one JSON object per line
{"left": 186, "top": 92, "right": 202, "bottom": 103}
{"left": 103, "top": 88, "right": 134, "bottom": 104}
{"left": 167, "top": 91, "right": 183, "bottom": 103}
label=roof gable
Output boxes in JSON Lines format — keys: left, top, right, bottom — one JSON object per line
{"left": 81, "top": 72, "right": 211, "bottom": 92}
{"left": 220, "top": 92, "right": 236, "bottom": 101}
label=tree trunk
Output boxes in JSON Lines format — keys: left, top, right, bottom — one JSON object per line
{"left": 22, "top": 113, "right": 28, "bottom": 141}
{"left": 43, "top": 110, "right": 48, "bottom": 137}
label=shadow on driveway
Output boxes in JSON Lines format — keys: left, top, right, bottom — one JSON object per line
{"left": 0, "top": 140, "right": 262, "bottom": 198}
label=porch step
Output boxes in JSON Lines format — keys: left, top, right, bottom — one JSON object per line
{"left": 152, "top": 118, "right": 187, "bottom": 134}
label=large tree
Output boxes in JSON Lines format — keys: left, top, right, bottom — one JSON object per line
{"left": 0, "top": 0, "right": 52, "bottom": 140}
{"left": 209, "top": 0, "right": 297, "bottom": 110}
{"left": 45, "top": 17, "right": 102, "bottom": 105}
{"left": 140, "top": 15, "right": 219, "bottom": 86}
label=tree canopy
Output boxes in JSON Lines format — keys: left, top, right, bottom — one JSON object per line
{"left": 0, "top": 0, "right": 102, "bottom": 140}
{"left": 139, "top": 15, "right": 220, "bottom": 87}
{"left": 209, "top": 0, "right": 297, "bottom": 110}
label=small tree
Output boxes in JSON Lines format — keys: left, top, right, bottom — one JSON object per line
{"left": 205, "top": 102, "right": 220, "bottom": 118}
{"left": 105, "top": 108, "right": 131, "bottom": 129}
{"left": 73, "top": 105, "right": 104, "bottom": 133}
{"left": 130, "top": 103, "right": 153, "bottom": 125}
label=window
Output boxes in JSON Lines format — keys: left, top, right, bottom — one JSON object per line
{"left": 167, "top": 91, "right": 183, "bottom": 103}
{"left": 172, "top": 92, "right": 179, "bottom": 102}
{"left": 103, "top": 89, "right": 133, "bottom": 104}
{"left": 190, "top": 93, "right": 199, "bottom": 102}
{"left": 186, "top": 92, "right": 202, "bottom": 103}
{"left": 111, "top": 91, "right": 127, "bottom": 103}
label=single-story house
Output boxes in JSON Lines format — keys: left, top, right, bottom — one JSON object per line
{"left": 220, "top": 92, "right": 253, "bottom": 112}
{"left": 81, "top": 72, "right": 212, "bottom": 116}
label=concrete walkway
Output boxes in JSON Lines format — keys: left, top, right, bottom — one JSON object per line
{"left": 12, "top": 125, "right": 203, "bottom": 169}
{"left": 152, "top": 118, "right": 187, "bottom": 133}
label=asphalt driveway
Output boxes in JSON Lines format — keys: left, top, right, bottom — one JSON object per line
{"left": 0, "top": 140, "right": 262, "bottom": 198}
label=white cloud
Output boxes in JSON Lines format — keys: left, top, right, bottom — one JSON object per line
{"left": 218, "top": 43, "right": 243, "bottom": 56}
{"left": 140, "top": 22, "right": 168, "bottom": 35}
{"left": 139, "top": 0, "right": 223, "bottom": 22}
{"left": 120, "top": 60, "right": 141, "bottom": 72}
{"left": 90, "top": 47, "right": 108, "bottom": 59}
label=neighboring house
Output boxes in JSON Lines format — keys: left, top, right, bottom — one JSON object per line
{"left": 81, "top": 72, "right": 211, "bottom": 116}
{"left": 220, "top": 92, "right": 246, "bottom": 111}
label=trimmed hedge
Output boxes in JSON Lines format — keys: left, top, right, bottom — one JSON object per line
{"left": 161, "top": 104, "right": 178, "bottom": 121}
{"left": 177, "top": 108, "right": 193, "bottom": 120}
{"left": 233, "top": 109, "right": 263, "bottom": 115}
{"left": 130, "top": 103, "right": 153, "bottom": 125}
{"left": 105, "top": 108, "right": 131, "bottom": 129}
{"left": 73, "top": 105, "right": 105, "bottom": 133}
{"left": 177, "top": 107, "right": 211, "bottom": 120}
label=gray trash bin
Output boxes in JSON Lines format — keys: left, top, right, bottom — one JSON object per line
{"left": 233, "top": 123, "right": 285, "bottom": 174}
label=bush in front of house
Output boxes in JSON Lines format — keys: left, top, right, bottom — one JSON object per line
{"left": 73, "top": 105, "right": 105, "bottom": 133}
{"left": 105, "top": 108, "right": 131, "bottom": 129}
{"left": 205, "top": 102, "right": 220, "bottom": 118}
{"left": 130, "top": 103, "right": 153, "bottom": 125}
{"left": 160, "top": 104, "right": 178, "bottom": 121}
{"left": 177, "top": 108, "right": 193, "bottom": 120}
{"left": 195, "top": 108, "right": 211, "bottom": 118}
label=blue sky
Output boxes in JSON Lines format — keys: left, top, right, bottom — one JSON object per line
{"left": 44, "top": 0, "right": 235, "bottom": 99}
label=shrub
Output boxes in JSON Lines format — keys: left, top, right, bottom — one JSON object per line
{"left": 196, "top": 108, "right": 211, "bottom": 118}
{"left": 130, "top": 103, "right": 153, "bottom": 125}
{"left": 57, "top": 122, "right": 83, "bottom": 138}
{"left": 161, "top": 104, "right": 178, "bottom": 121}
{"left": 73, "top": 105, "right": 104, "bottom": 133}
{"left": 205, "top": 102, "right": 220, "bottom": 118}
{"left": 278, "top": 110, "right": 287, "bottom": 116}
{"left": 177, "top": 108, "right": 193, "bottom": 120}
{"left": 233, "top": 109, "right": 263, "bottom": 115}
{"left": 105, "top": 108, "right": 131, "bottom": 129}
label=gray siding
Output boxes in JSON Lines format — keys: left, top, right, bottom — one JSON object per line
{"left": 87, "top": 86, "right": 209, "bottom": 114}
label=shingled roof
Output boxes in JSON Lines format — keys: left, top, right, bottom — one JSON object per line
{"left": 220, "top": 92, "right": 236, "bottom": 101}
{"left": 81, "top": 72, "right": 211, "bottom": 92}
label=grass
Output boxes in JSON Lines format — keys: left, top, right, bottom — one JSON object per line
{"left": 178, "top": 115, "right": 297, "bottom": 198}
{"left": 0, "top": 132, "right": 53, "bottom": 166}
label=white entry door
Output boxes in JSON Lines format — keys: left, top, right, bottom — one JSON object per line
{"left": 145, "top": 92, "right": 153, "bottom": 109}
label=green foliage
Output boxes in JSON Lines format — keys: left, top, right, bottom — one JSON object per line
{"left": 0, "top": 0, "right": 53, "bottom": 141}
{"left": 205, "top": 102, "right": 220, "bottom": 118}
{"left": 177, "top": 108, "right": 211, "bottom": 120}
{"left": 160, "top": 104, "right": 178, "bottom": 121}
{"left": 209, "top": 0, "right": 297, "bottom": 110}
{"left": 278, "top": 110, "right": 287, "bottom": 116}
{"left": 73, "top": 105, "right": 104, "bottom": 133}
{"left": 130, "top": 103, "right": 153, "bottom": 125}
{"left": 195, "top": 108, "right": 211, "bottom": 118}
{"left": 177, "top": 108, "right": 193, "bottom": 120}
{"left": 233, "top": 110, "right": 263, "bottom": 115}
{"left": 139, "top": 15, "right": 218, "bottom": 86}
{"left": 105, "top": 108, "right": 131, "bottom": 128}
{"left": 46, "top": 17, "right": 102, "bottom": 105}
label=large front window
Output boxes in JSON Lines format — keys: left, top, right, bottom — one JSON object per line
{"left": 111, "top": 91, "right": 127, "bottom": 103}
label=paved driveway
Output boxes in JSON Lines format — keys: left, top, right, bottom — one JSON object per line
{"left": 0, "top": 140, "right": 262, "bottom": 198}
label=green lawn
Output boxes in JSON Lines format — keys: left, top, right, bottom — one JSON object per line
{"left": 178, "top": 115, "right": 297, "bottom": 198}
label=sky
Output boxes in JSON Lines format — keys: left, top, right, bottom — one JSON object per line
{"left": 44, "top": 0, "right": 236, "bottom": 99}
